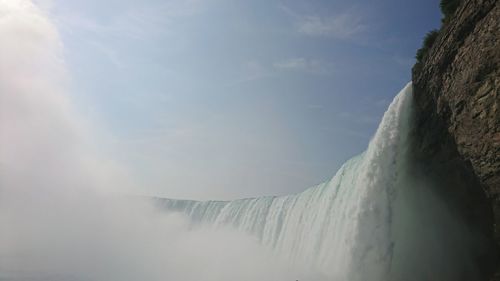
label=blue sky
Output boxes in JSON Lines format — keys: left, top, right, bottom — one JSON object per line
{"left": 43, "top": 0, "right": 441, "bottom": 200}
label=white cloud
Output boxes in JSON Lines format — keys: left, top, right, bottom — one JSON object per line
{"left": 47, "top": 0, "right": 208, "bottom": 70}
{"left": 296, "top": 11, "right": 366, "bottom": 39}
{"left": 279, "top": 3, "right": 367, "bottom": 39}
{"left": 55, "top": 0, "right": 205, "bottom": 39}
{"left": 273, "top": 57, "right": 332, "bottom": 74}
{"left": 274, "top": 57, "right": 308, "bottom": 70}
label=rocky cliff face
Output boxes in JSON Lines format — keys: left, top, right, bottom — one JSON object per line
{"left": 412, "top": 0, "right": 499, "bottom": 279}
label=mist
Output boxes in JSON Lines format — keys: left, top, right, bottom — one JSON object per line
{"left": 0, "top": 1, "right": 319, "bottom": 280}
{"left": 2, "top": 1, "right": 494, "bottom": 281}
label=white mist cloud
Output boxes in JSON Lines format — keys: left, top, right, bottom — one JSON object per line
{"left": 0, "top": 1, "right": 320, "bottom": 280}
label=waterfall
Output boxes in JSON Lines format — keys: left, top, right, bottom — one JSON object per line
{"left": 157, "top": 84, "right": 417, "bottom": 280}
{"left": 156, "top": 82, "right": 490, "bottom": 280}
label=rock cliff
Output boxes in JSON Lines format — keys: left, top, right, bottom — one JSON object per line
{"left": 411, "top": 0, "right": 499, "bottom": 279}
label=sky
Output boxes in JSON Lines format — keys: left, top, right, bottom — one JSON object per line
{"left": 36, "top": 0, "right": 441, "bottom": 200}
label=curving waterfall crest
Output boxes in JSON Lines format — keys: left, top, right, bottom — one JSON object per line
{"left": 156, "top": 83, "right": 487, "bottom": 280}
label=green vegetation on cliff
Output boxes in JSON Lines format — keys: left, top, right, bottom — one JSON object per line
{"left": 414, "top": 0, "right": 462, "bottom": 66}
{"left": 415, "top": 30, "right": 439, "bottom": 63}
{"left": 440, "top": 0, "right": 462, "bottom": 22}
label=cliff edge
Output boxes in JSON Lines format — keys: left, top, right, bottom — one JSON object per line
{"left": 412, "top": 0, "right": 499, "bottom": 279}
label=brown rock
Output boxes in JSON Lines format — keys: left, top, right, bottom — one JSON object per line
{"left": 412, "top": 0, "right": 500, "bottom": 279}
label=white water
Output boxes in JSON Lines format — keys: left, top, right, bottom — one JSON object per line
{"left": 158, "top": 83, "right": 414, "bottom": 280}
{"left": 157, "top": 82, "right": 490, "bottom": 280}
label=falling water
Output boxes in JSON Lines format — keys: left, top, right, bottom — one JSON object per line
{"left": 156, "top": 83, "right": 489, "bottom": 281}
{"left": 157, "top": 83, "right": 411, "bottom": 280}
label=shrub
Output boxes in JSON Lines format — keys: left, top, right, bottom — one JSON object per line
{"left": 415, "top": 30, "right": 440, "bottom": 63}
{"left": 414, "top": 0, "right": 461, "bottom": 69}
{"left": 440, "top": 0, "right": 461, "bottom": 22}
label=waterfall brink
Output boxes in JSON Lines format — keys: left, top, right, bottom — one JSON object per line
{"left": 157, "top": 83, "right": 486, "bottom": 280}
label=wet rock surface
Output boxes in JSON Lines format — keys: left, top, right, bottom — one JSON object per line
{"left": 412, "top": 0, "right": 500, "bottom": 279}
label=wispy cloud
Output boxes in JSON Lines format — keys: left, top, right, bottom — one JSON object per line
{"left": 226, "top": 60, "right": 273, "bottom": 86}
{"left": 279, "top": 4, "right": 367, "bottom": 40}
{"left": 307, "top": 104, "right": 324, "bottom": 110}
{"left": 55, "top": 0, "right": 205, "bottom": 40}
{"left": 229, "top": 57, "right": 332, "bottom": 87}
{"left": 87, "top": 40, "right": 125, "bottom": 68}
{"left": 50, "top": 0, "right": 207, "bottom": 74}
{"left": 273, "top": 58, "right": 332, "bottom": 74}
{"left": 297, "top": 12, "right": 366, "bottom": 39}
{"left": 273, "top": 58, "right": 309, "bottom": 70}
